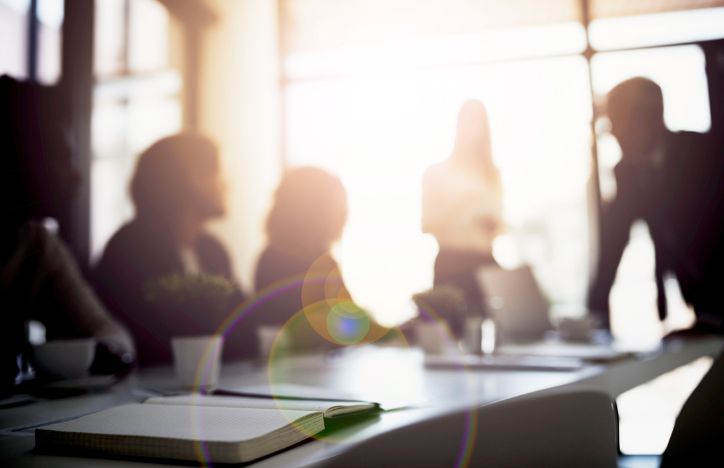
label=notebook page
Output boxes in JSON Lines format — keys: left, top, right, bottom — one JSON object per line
{"left": 36, "top": 403, "right": 323, "bottom": 463}
{"left": 147, "top": 394, "right": 378, "bottom": 417}
{"left": 38, "top": 403, "right": 318, "bottom": 442}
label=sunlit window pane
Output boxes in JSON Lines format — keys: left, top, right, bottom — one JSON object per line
{"left": 285, "top": 22, "right": 587, "bottom": 80}
{"left": 36, "top": 0, "right": 63, "bottom": 84}
{"left": 591, "top": 0, "right": 724, "bottom": 19}
{"left": 91, "top": 0, "right": 181, "bottom": 260}
{"left": 617, "top": 357, "right": 713, "bottom": 455}
{"left": 91, "top": 85, "right": 182, "bottom": 259}
{"left": 128, "top": 0, "right": 169, "bottom": 73}
{"left": 281, "top": 0, "right": 582, "bottom": 55}
{"left": 94, "top": 0, "right": 126, "bottom": 77}
{"left": 286, "top": 55, "right": 592, "bottom": 326}
{"left": 0, "top": 0, "right": 29, "bottom": 79}
{"left": 590, "top": 7, "right": 724, "bottom": 51}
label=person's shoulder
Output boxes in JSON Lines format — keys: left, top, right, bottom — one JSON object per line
{"left": 253, "top": 245, "right": 299, "bottom": 291}
{"left": 255, "top": 245, "right": 300, "bottom": 271}
{"left": 255, "top": 245, "right": 327, "bottom": 278}
{"left": 255, "top": 245, "right": 277, "bottom": 265}
{"left": 669, "top": 129, "right": 707, "bottom": 140}
{"left": 667, "top": 131, "right": 721, "bottom": 173}
{"left": 106, "top": 221, "right": 142, "bottom": 246}
{"left": 94, "top": 221, "right": 142, "bottom": 270}
{"left": 309, "top": 251, "right": 341, "bottom": 273}
{"left": 104, "top": 221, "right": 139, "bottom": 252}
{"left": 668, "top": 131, "right": 715, "bottom": 153}
{"left": 196, "top": 230, "right": 233, "bottom": 273}
{"left": 197, "top": 231, "right": 229, "bottom": 256}
{"left": 423, "top": 161, "right": 459, "bottom": 192}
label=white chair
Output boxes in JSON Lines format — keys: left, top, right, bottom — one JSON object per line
{"left": 310, "top": 388, "right": 618, "bottom": 468}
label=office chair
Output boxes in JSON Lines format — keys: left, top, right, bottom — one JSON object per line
{"left": 661, "top": 350, "right": 724, "bottom": 467}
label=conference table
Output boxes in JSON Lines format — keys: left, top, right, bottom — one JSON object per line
{"left": 1, "top": 336, "right": 722, "bottom": 467}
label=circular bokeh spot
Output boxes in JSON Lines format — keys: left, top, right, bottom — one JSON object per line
{"left": 326, "top": 301, "right": 371, "bottom": 345}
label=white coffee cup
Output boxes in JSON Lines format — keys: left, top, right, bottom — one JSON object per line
{"left": 33, "top": 338, "right": 96, "bottom": 380}
{"left": 415, "top": 322, "right": 452, "bottom": 355}
{"left": 257, "top": 325, "right": 289, "bottom": 358}
{"left": 558, "top": 316, "right": 598, "bottom": 342}
{"left": 171, "top": 335, "right": 224, "bottom": 390}
{"left": 463, "top": 316, "right": 484, "bottom": 354}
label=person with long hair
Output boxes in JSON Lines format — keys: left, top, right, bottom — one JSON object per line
{"left": 421, "top": 99, "right": 503, "bottom": 334}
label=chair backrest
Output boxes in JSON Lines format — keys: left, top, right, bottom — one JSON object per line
{"left": 661, "top": 350, "right": 724, "bottom": 467}
{"left": 310, "top": 388, "right": 618, "bottom": 468}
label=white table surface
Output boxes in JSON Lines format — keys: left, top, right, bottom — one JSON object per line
{"left": 1, "top": 337, "right": 722, "bottom": 467}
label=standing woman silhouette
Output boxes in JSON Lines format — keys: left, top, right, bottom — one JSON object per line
{"left": 421, "top": 99, "right": 503, "bottom": 331}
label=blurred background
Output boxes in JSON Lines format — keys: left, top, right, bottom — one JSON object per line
{"left": 2, "top": 0, "right": 723, "bottom": 341}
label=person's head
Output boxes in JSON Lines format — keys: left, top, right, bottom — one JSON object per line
{"left": 0, "top": 75, "right": 80, "bottom": 226}
{"left": 607, "top": 77, "right": 666, "bottom": 158}
{"left": 266, "top": 167, "right": 347, "bottom": 255}
{"left": 452, "top": 99, "right": 495, "bottom": 171}
{"left": 130, "top": 133, "right": 225, "bottom": 226}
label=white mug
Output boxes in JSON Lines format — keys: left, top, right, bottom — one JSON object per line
{"left": 33, "top": 338, "right": 96, "bottom": 380}
{"left": 463, "top": 317, "right": 484, "bottom": 354}
{"left": 558, "top": 316, "right": 598, "bottom": 342}
{"left": 257, "top": 325, "right": 289, "bottom": 358}
{"left": 171, "top": 335, "right": 224, "bottom": 390}
{"left": 415, "top": 322, "right": 452, "bottom": 355}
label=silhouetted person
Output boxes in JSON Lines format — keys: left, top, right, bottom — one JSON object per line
{"left": 588, "top": 77, "right": 724, "bottom": 331}
{"left": 93, "top": 133, "right": 245, "bottom": 365}
{"left": 421, "top": 99, "right": 503, "bottom": 335}
{"left": 254, "top": 167, "right": 363, "bottom": 350}
{"left": 0, "top": 76, "right": 134, "bottom": 394}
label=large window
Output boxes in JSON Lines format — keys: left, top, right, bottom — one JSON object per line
{"left": 281, "top": 3, "right": 724, "bottom": 332}
{"left": 0, "top": 0, "right": 29, "bottom": 78}
{"left": 1, "top": 0, "right": 179, "bottom": 261}
{"left": 0, "top": 0, "right": 63, "bottom": 83}
{"left": 281, "top": 7, "right": 723, "bottom": 455}
{"left": 36, "top": 0, "right": 63, "bottom": 83}
{"left": 90, "top": 0, "right": 181, "bottom": 259}
{"left": 284, "top": 23, "right": 593, "bottom": 326}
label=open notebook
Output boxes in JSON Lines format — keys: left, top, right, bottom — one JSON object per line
{"left": 35, "top": 394, "right": 379, "bottom": 464}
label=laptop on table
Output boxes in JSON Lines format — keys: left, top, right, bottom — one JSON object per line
{"left": 476, "top": 265, "right": 633, "bottom": 363}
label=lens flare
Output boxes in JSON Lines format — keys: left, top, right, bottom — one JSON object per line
{"left": 181, "top": 268, "right": 481, "bottom": 466}
{"left": 326, "top": 300, "right": 371, "bottom": 345}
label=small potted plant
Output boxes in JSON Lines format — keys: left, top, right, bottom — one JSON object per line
{"left": 143, "top": 273, "right": 239, "bottom": 337}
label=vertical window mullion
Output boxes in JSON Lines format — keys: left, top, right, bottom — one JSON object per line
{"left": 27, "top": 0, "right": 39, "bottom": 81}
{"left": 122, "top": 0, "right": 130, "bottom": 75}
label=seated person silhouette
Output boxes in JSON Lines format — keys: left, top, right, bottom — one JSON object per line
{"left": 93, "top": 133, "right": 248, "bottom": 366}
{"left": 421, "top": 99, "right": 503, "bottom": 336}
{"left": 254, "top": 167, "right": 379, "bottom": 351}
{"left": 0, "top": 76, "right": 134, "bottom": 395}
{"left": 588, "top": 77, "right": 724, "bottom": 332}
